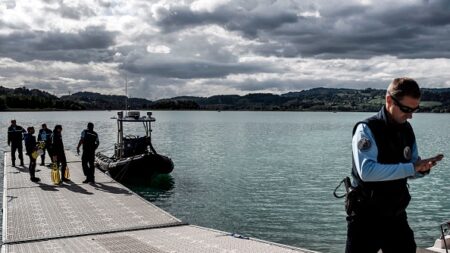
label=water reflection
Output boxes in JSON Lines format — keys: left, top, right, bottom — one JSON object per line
{"left": 127, "top": 174, "right": 175, "bottom": 201}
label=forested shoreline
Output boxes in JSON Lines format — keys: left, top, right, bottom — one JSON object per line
{"left": 2, "top": 86, "right": 450, "bottom": 112}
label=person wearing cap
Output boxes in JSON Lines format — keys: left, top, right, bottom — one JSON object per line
{"left": 24, "top": 126, "right": 40, "bottom": 182}
{"left": 7, "top": 119, "right": 26, "bottom": 167}
{"left": 38, "top": 123, "right": 53, "bottom": 166}
{"left": 346, "top": 77, "right": 444, "bottom": 252}
{"left": 77, "top": 122, "right": 99, "bottom": 183}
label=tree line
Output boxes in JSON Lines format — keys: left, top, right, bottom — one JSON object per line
{"left": 1, "top": 86, "right": 450, "bottom": 112}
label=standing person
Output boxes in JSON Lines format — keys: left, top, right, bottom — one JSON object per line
{"left": 77, "top": 122, "right": 99, "bottom": 183}
{"left": 24, "top": 127, "right": 40, "bottom": 182}
{"left": 50, "top": 125, "right": 70, "bottom": 183}
{"left": 38, "top": 123, "right": 53, "bottom": 166}
{"left": 346, "top": 77, "right": 444, "bottom": 253}
{"left": 7, "top": 119, "right": 26, "bottom": 167}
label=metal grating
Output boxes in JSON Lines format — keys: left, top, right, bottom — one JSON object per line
{"left": 95, "top": 235, "right": 165, "bottom": 253}
{"left": 4, "top": 183, "right": 181, "bottom": 243}
{"left": 3, "top": 154, "right": 182, "bottom": 245}
{"left": 2, "top": 225, "right": 315, "bottom": 253}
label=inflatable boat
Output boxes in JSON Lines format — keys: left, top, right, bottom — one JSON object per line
{"left": 95, "top": 111, "right": 174, "bottom": 184}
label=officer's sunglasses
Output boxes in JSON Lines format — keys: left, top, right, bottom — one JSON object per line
{"left": 389, "top": 94, "right": 420, "bottom": 113}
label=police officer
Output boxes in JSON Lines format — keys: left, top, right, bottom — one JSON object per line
{"left": 77, "top": 122, "right": 99, "bottom": 183}
{"left": 346, "top": 77, "right": 444, "bottom": 252}
{"left": 50, "top": 125, "right": 70, "bottom": 183}
{"left": 7, "top": 119, "right": 26, "bottom": 167}
{"left": 38, "top": 123, "right": 52, "bottom": 166}
{"left": 24, "top": 126, "right": 40, "bottom": 182}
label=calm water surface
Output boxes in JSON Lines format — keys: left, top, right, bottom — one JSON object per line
{"left": 0, "top": 111, "right": 449, "bottom": 253}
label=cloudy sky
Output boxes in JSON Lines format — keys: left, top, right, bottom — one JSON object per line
{"left": 1, "top": 0, "right": 450, "bottom": 99}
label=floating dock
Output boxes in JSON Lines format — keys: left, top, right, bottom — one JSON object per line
{"left": 2, "top": 151, "right": 317, "bottom": 253}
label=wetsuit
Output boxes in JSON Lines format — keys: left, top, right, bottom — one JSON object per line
{"left": 50, "top": 132, "right": 67, "bottom": 180}
{"left": 24, "top": 133, "right": 38, "bottom": 180}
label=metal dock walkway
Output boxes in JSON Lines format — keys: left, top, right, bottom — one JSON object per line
{"left": 2, "top": 151, "right": 316, "bottom": 253}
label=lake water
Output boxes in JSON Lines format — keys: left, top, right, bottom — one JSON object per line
{"left": 1, "top": 111, "right": 449, "bottom": 252}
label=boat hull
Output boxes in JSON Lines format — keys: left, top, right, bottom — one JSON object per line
{"left": 95, "top": 152, "right": 174, "bottom": 184}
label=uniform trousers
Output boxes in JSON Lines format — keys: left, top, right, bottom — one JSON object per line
{"left": 11, "top": 142, "right": 24, "bottom": 165}
{"left": 82, "top": 152, "right": 95, "bottom": 181}
{"left": 346, "top": 212, "right": 416, "bottom": 253}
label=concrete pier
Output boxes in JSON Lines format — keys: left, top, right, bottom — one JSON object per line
{"left": 2, "top": 151, "right": 317, "bottom": 253}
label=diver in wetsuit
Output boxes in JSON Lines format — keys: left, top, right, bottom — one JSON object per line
{"left": 50, "top": 125, "right": 70, "bottom": 183}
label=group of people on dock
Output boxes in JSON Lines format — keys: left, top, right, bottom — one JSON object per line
{"left": 7, "top": 121, "right": 99, "bottom": 184}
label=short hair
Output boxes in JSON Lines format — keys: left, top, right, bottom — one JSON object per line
{"left": 387, "top": 77, "right": 421, "bottom": 99}
{"left": 11, "top": 119, "right": 16, "bottom": 124}
{"left": 27, "top": 126, "right": 34, "bottom": 132}
{"left": 42, "top": 123, "right": 47, "bottom": 128}
{"left": 87, "top": 122, "right": 94, "bottom": 130}
{"left": 54, "top": 125, "right": 62, "bottom": 131}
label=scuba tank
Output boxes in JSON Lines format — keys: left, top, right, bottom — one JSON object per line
{"left": 32, "top": 141, "right": 45, "bottom": 160}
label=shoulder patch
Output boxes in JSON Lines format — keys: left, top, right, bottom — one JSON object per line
{"left": 357, "top": 137, "right": 371, "bottom": 151}
{"left": 403, "top": 146, "right": 412, "bottom": 160}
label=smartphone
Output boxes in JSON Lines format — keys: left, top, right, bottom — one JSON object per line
{"left": 430, "top": 154, "right": 444, "bottom": 162}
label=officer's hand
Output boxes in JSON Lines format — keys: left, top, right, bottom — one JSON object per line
{"left": 414, "top": 154, "right": 444, "bottom": 173}
{"left": 77, "top": 148, "right": 80, "bottom": 155}
{"left": 7, "top": 142, "right": 10, "bottom": 146}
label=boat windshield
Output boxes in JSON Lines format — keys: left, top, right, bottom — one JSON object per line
{"left": 122, "top": 123, "right": 149, "bottom": 139}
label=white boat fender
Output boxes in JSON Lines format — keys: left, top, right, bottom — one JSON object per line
{"left": 427, "top": 222, "right": 450, "bottom": 253}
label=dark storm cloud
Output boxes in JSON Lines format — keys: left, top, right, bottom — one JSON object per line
{"left": 154, "top": 5, "right": 298, "bottom": 37}
{"left": 96, "top": 0, "right": 112, "bottom": 8}
{"left": 58, "top": 3, "right": 96, "bottom": 20}
{"left": 42, "top": 1, "right": 96, "bottom": 20}
{"left": 153, "top": 1, "right": 450, "bottom": 59}
{"left": 34, "top": 27, "right": 115, "bottom": 50}
{"left": 122, "top": 57, "right": 273, "bottom": 79}
{"left": 277, "top": 1, "right": 450, "bottom": 59}
{"left": 0, "top": 26, "right": 117, "bottom": 63}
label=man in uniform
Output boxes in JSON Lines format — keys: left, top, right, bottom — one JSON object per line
{"left": 346, "top": 77, "right": 444, "bottom": 253}
{"left": 77, "top": 122, "right": 99, "bottom": 183}
{"left": 38, "top": 123, "right": 52, "bottom": 166}
{"left": 7, "top": 119, "right": 26, "bottom": 167}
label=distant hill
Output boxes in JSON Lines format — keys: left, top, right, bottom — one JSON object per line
{"left": 60, "top": 92, "right": 153, "bottom": 110}
{"left": 0, "top": 86, "right": 85, "bottom": 110}
{"left": 1, "top": 85, "right": 450, "bottom": 112}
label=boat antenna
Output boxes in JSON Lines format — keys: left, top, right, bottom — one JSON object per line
{"left": 125, "top": 75, "right": 128, "bottom": 111}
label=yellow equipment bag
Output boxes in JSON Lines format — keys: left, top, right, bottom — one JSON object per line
{"left": 51, "top": 163, "right": 61, "bottom": 185}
